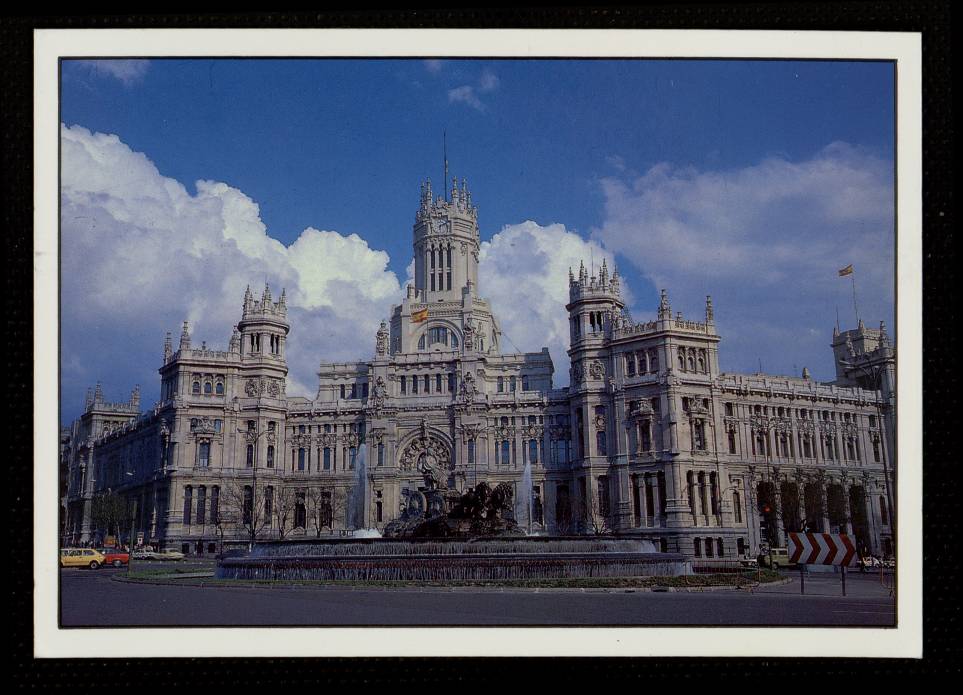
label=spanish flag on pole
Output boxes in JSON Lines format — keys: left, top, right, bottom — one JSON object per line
{"left": 838, "top": 264, "right": 854, "bottom": 277}
{"left": 411, "top": 307, "right": 429, "bottom": 323}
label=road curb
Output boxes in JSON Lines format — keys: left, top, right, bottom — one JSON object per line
{"left": 112, "top": 574, "right": 794, "bottom": 593}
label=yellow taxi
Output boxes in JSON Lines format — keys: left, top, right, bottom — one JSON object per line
{"left": 60, "top": 548, "right": 106, "bottom": 569}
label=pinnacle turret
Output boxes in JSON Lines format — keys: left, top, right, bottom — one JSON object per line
{"left": 179, "top": 320, "right": 191, "bottom": 350}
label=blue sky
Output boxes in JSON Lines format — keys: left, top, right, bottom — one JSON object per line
{"left": 60, "top": 58, "right": 895, "bottom": 424}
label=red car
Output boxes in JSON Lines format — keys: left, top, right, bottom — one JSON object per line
{"left": 97, "top": 548, "right": 130, "bottom": 567}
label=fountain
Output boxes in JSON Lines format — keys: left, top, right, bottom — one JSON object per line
{"left": 515, "top": 458, "right": 534, "bottom": 534}
{"left": 216, "top": 478, "right": 689, "bottom": 582}
{"left": 347, "top": 443, "right": 367, "bottom": 530}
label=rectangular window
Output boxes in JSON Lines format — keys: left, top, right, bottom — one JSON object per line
{"left": 448, "top": 373, "right": 455, "bottom": 392}
{"left": 323, "top": 447, "right": 331, "bottom": 470}
{"left": 378, "top": 443, "right": 384, "bottom": 467}
{"left": 412, "top": 376, "right": 418, "bottom": 394}
{"left": 297, "top": 448, "right": 306, "bottom": 471}
{"left": 467, "top": 440, "right": 475, "bottom": 465}
{"left": 436, "top": 374, "right": 442, "bottom": 392}
{"left": 401, "top": 377, "right": 407, "bottom": 394}
{"left": 424, "top": 375, "right": 431, "bottom": 393}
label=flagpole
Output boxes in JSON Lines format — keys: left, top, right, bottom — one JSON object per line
{"left": 851, "top": 271, "right": 860, "bottom": 325}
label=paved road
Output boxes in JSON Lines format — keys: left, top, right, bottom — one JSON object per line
{"left": 60, "top": 567, "right": 896, "bottom": 627}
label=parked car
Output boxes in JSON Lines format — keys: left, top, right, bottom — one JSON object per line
{"left": 739, "top": 555, "right": 759, "bottom": 569}
{"left": 97, "top": 547, "right": 130, "bottom": 567}
{"left": 860, "top": 556, "right": 881, "bottom": 569}
{"left": 131, "top": 548, "right": 153, "bottom": 560}
{"left": 60, "top": 548, "right": 105, "bottom": 569}
{"left": 759, "top": 547, "right": 794, "bottom": 569}
{"left": 152, "top": 549, "right": 185, "bottom": 561}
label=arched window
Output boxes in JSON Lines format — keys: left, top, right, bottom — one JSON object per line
{"left": 687, "top": 353, "right": 696, "bottom": 371}
{"left": 198, "top": 441, "right": 210, "bottom": 468}
{"left": 203, "top": 381, "right": 212, "bottom": 395}
{"left": 497, "top": 376, "right": 504, "bottom": 392}
{"left": 323, "top": 447, "right": 332, "bottom": 470}
{"left": 246, "top": 444, "right": 254, "bottom": 468}
{"left": 649, "top": 351, "right": 659, "bottom": 372}
{"left": 638, "top": 351, "right": 648, "bottom": 373}
{"left": 215, "top": 381, "right": 224, "bottom": 395}
{"left": 190, "top": 418, "right": 198, "bottom": 431}
{"left": 450, "top": 332, "right": 458, "bottom": 348}
{"left": 678, "top": 350, "right": 686, "bottom": 371}
{"left": 294, "top": 492, "right": 306, "bottom": 529}
{"left": 297, "top": 448, "right": 306, "bottom": 471}
{"left": 349, "top": 447, "right": 357, "bottom": 469}
{"left": 266, "top": 445, "right": 275, "bottom": 468}
{"left": 192, "top": 381, "right": 201, "bottom": 395}
{"left": 510, "top": 376, "right": 517, "bottom": 391}
{"left": 596, "top": 430, "right": 607, "bottom": 456}
{"left": 418, "top": 334, "right": 426, "bottom": 350}
{"left": 528, "top": 439, "right": 538, "bottom": 464}
{"left": 183, "top": 486, "right": 193, "bottom": 525}
{"left": 210, "top": 486, "right": 220, "bottom": 524}
{"left": 626, "top": 354, "right": 635, "bottom": 376}
{"left": 501, "top": 440, "right": 511, "bottom": 465}
{"left": 522, "top": 375, "right": 530, "bottom": 391}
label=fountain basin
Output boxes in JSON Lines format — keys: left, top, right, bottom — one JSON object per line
{"left": 216, "top": 537, "right": 689, "bottom": 582}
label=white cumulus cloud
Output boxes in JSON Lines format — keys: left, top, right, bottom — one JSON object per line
{"left": 60, "top": 124, "right": 401, "bottom": 416}
{"left": 592, "top": 142, "right": 894, "bottom": 380}
{"left": 480, "top": 221, "right": 620, "bottom": 388}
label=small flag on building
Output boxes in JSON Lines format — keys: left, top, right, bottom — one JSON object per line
{"left": 838, "top": 264, "right": 854, "bottom": 277}
{"left": 411, "top": 308, "right": 429, "bottom": 323}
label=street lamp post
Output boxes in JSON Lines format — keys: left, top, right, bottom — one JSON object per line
{"left": 838, "top": 359, "right": 896, "bottom": 559}
{"left": 238, "top": 425, "right": 270, "bottom": 551}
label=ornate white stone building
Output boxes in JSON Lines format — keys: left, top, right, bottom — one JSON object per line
{"left": 62, "top": 176, "right": 896, "bottom": 561}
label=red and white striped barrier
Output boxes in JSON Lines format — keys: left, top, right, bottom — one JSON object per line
{"left": 787, "top": 532, "right": 858, "bottom": 567}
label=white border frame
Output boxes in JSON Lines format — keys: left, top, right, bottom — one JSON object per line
{"left": 34, "top": 28, "right": 922, "bottom": 658}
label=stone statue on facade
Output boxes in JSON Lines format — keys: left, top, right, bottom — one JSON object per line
{"left": 375, "top": 320, "right": 389, "bottom": 357}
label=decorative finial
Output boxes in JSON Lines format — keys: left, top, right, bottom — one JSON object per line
{"left": 163, "top": 331, "right": 173, "bottom": 361}
{"left": 705, "top": 295, "right": 714, "bottom": 323}
{"left": 179, "top": 320, "right": 191, "bottom": 349}
{"left": 802, "top": 366, "right": 811, "bottom": 380}
{"left": 658, "top": 289, "right": 671, "bottom": 320}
